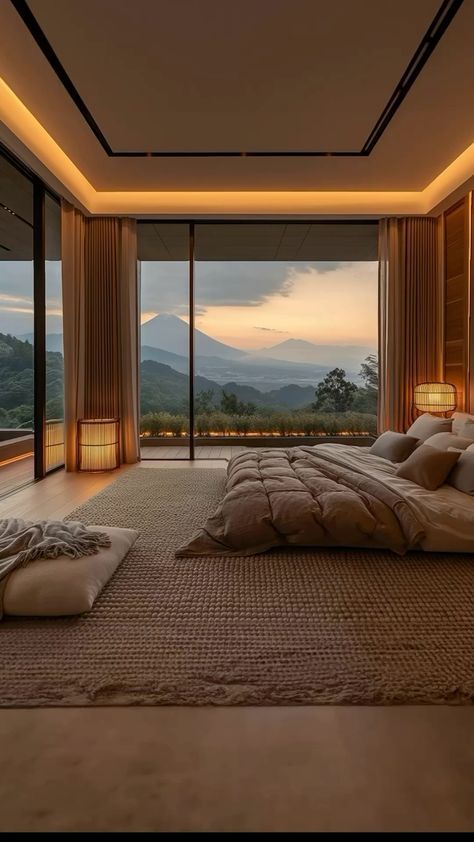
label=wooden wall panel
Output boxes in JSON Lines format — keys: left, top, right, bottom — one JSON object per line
{"left": 444, "top": 198, "right": 470, "bottom": 411}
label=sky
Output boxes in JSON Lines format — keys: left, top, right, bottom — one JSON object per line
{"left": 0, "top": 259, "right": 378, "bottom": 350}
{"left": 141, "top": 260, "right": 378, "bottom": 350}
{"left": 0, "top": 261, "right": 62, "bottom": 336}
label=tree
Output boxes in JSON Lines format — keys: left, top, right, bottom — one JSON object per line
{"left": 220, "top": 390, "right": 256, "bottom": 416}
{"left": 312, "top": 368, "right": 357, "bottom": 413}
{"left": 194, "top": 389, "right": 215, "bottom": 414}
{"left": 359, "top": 354, "right": 378, "bottom": 391}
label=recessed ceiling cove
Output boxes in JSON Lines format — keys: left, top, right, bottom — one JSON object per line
{"left": 0, "top": 0, "right": 472, "bottom": 192}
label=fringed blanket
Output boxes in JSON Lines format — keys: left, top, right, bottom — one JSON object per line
{"left": 0, "top": 519, "right": 111, "bottom": 616}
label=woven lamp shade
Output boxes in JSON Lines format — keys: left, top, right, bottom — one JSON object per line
{"left": 413, "top": 382, "right": 457, "bottom": 413}
{"left": 78, "top": 419, "right": 120, "bottom": 471}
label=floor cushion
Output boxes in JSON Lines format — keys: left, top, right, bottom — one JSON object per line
{"left": 2, "top": 525, "right": 137, "bottom": 617}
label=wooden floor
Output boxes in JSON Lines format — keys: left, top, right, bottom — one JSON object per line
{"left": 0, "top": 459, "right": 225, "bottom": 521}
{"left": 1, "top": 460, "right": 474, "bottom": 831}
{"left": 141, "top": 445, "right": 245, "bottom": 460}
{"left": 0, "top": 454, "right": 34, "bottom": 499}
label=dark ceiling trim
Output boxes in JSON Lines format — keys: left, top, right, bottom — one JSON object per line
{"left": 10, "top": 0, "right": 464, "bottom": 158}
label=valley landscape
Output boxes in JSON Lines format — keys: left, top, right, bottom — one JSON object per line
{"left": 2, "top": 313, "right": 377, "bottom": 440}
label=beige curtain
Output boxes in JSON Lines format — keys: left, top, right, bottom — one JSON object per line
{"left": 378, "top": 217, "right": 442, "bottom": 433}
{"left": 61, "top": 204, "right": 139, "bottom": 470}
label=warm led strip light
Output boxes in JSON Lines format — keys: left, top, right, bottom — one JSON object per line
{"left": 0, "top": 76, "right": 472, "bottom": 216}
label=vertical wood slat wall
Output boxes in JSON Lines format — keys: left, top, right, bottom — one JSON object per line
{"left": 443, "top": 196, "right": 471, "bottom": 411}
{"left": 83, "top": 218, "right": 121, "bottom": 420}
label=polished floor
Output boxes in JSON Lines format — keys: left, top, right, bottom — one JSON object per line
{"left": 1, "top": 463, "right": 474, "bottom": 832}
{"left": 141, "top": 445, "right": 245, "bottom": 459}
{"left": 0, "top": 454, "right": 34, "bottom": 498}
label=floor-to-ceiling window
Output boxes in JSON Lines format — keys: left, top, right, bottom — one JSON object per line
{"left": 0, "top": 153, "right": 35, "bottom": 495}
{"left": 138, "top": 221, "right": 378, "bottom": 459}
{"left": 45, "top": 192, "right": 64, "bottom": 471}
{"left": 0, "top": 146, "right": 63, "bottom": 495}
{"left": 139, "top": 224, "right": 191, "bottom": 458}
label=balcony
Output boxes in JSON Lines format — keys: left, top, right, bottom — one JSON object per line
{"left": 0, "top": 420, "right": 64, "bottom": 496}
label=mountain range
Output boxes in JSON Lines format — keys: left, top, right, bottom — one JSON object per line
{"left": 18, "top": 313, "right": 374, "bottom": 392}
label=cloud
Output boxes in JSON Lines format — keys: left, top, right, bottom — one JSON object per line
{"left": 140, "top": 261, "right": 295, "bottom": 315}
{"left": 254, "top": 326, "right": 289, "bottom": 334}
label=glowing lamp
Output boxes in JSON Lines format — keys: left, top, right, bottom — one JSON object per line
{"left": 78, "top": 419, "right": 120, "bottom": 471}
{"left": 413, "top": 382, "right": 456, "bottom": 414}
{"left": 45, "top": 419, "right": 65, "bottom": 471}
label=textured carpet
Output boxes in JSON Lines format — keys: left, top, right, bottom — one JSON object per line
{"left": 2, "top": 466, "right": 474, "bottom": 707}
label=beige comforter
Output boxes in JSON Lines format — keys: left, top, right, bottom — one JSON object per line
{"left": 176, "top": 447, "right": 425, "bottom": 557}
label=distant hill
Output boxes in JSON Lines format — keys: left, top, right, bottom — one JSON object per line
{"left": 259, "top": 338, "right": 375, "bottom": 372}
{"left": 141, "top": 344, "right": 189, "bottom": 374}
{"left": 18, "top": 332, "right": 64, "bottom": 353}
{"left": 140, "top": 360, "right": 317, "bottom": 415}
{"left": 0, "top": 332, "right": 63, "bottom": 427}
{"left": 141, "top": 314, "right": 246, "bottom": 360}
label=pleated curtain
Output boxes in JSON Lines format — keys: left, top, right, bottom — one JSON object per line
{"left": 378, "top": 217, "right": 443, "bottom": 433}
{"left": 61, "top": 203, "right": 140, "bottom": 470}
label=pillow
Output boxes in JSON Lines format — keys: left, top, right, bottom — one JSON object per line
{"left": 395, "top": 445, "right": 460, "bottom": 490}
{"left": 423, "top": 432, "right": 474, "bottom": 451}
{"left": 406, "top": 413, "right": 452, "bottom": 442}
{"left": 447, "top": 451, "right": 474, "bottom": 495}
{"left": 370, "top": 431, "right": 419, "bottom": 462}
{"left": 3, "top": 525, "right": 137, "bottom": 617}
{"left": 459, "top": 419, "right": 474, "bottom": 440}
{"left": 452, "top": 411, "right": 474, "bottom": 436}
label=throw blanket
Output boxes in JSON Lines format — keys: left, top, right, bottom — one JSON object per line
{"left": 0, "top": 519, "right": 111, "bottom": 584}
{"left": 176, "top": 447, "right": 425, "bottom": 557}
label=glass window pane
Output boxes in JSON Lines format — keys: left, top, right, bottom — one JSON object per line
{"left": 138, "top": 223, "right": 190, "bottom": 458}
{"left": 45, "top": 192, "right": 64, "bottom": 471}
{"left": 194, "top": 223, "right": 378, "bottom": 451}
{"left": 0, "top": 154, "right": 34, "bottom": 495}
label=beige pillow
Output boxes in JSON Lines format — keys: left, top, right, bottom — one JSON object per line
{"left": 447, "top": 451, "right": 474, "bottom": 495}
{"left": 452, "top": 412, "right": 474, "bottom": 436}
{"left": 3, "top": 525, "right": 137, "bottom": 617}
{"left": 406, "top": 413, "right": 452, "bottom": 442}
{"left": 459, "top": 420, "right": 474, "bottom": 440}
{"left": 423, "top": 432, "right": 474, "bottom": 451}
{"left": 370, "top": 431, "right": 418, "bottom": 462}
{"left": 395, "top": 445, "right": 460, "bottom": 490}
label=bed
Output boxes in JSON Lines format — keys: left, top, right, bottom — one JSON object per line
{"left": 176, "top": 442, "right": 474, "bottom": 557}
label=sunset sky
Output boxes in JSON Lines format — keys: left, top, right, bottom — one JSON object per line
{"left": 0, "top": 260, "right": 378, "bottom": 352}
{"left": 141, "top": 260, "right": 378, "bottom": 351}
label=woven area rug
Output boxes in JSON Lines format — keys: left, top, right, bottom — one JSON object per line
{"left": 2, "top": 465, "right": 474, "bottom": 707}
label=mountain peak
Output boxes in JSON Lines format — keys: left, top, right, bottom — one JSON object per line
{"left": 140, "top": 312, "right": 246, "bottom": 360}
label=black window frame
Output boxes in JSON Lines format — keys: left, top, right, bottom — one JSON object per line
{"left": 0, "top": 141, "right": 64, "bottom": 489}
{"left": 138, "top": 219, "right": 379, "bottom": 461}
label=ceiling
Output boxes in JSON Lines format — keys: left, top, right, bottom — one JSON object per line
{"left": 0, "top": 0, "right": 472, "bottom": 213}
{"left": 0, "top": 152, "right": 60, "bottom": 259}
{"left": 138, "top": 222, "right": 378, "bottom": 261}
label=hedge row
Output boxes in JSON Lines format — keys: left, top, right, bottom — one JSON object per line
{"left": 140, "top": 410, "right": 377, "bottom": 437}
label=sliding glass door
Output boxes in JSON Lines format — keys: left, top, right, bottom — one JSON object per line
{"left": 45, "top": 192, "right": 64, "bottom": 471}
{"left": 194, "top": 224, "right": 378, "bottom": 450}
{"left": 138, "top": 221, "right": 378, "bottom": 460}
{"left": 0, "top": 146, "right": 63, "bottom": 495}
{"left": 139, "top": 224, "right": 191, "bottom": 459}
{"left": 0, "top": 153, "right": 35, "bottom": 495}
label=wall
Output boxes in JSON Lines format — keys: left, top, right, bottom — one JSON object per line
{"left": 443, "top": 194, "right": 472, "bottom": 411}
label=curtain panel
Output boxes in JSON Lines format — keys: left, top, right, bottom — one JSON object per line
{"left": 61, "top": 203, "right": 139, "bottom": 470}
{"left": 378, "top": 217, "right": 442, "bottom": 433}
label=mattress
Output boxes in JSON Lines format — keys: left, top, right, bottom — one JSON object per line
{"left": 313, "top": 443, "right": 474, "bottom": 553}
